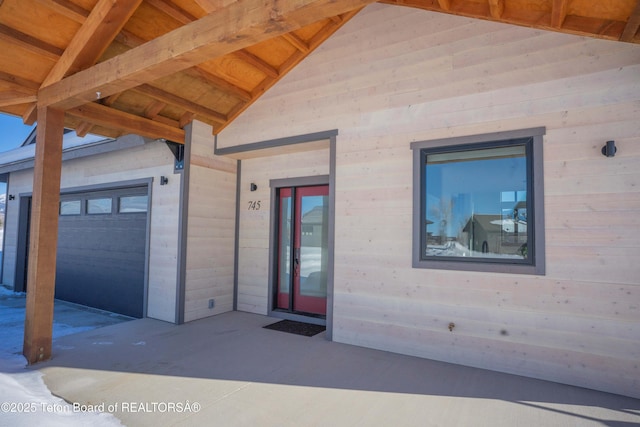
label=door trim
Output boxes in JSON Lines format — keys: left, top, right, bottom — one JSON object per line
{"left": 268, "top": 175, "right": 332, "bottom": 327}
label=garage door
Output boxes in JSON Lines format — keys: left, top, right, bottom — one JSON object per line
{"left": 19, "top": 186, "right": 149, "bottom": 318}
{"left": 56, "top": 187, "right": 148, "bottom": 318}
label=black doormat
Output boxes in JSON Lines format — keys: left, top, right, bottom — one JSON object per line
{"left": 263, "top": 320, "right": 326, "bottom": 337}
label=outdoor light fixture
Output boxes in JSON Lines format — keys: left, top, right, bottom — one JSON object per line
{"left": 250, "top": 183, "right": 257, "bottom": 191}
{"left": 160, "top": 176, "right": 168, "bottom": 185}
{"left": 8, "top": 195, "right": 15, "bottom": 201}
{"left": 601, "top": 140, "right": 617, "bottom": 157}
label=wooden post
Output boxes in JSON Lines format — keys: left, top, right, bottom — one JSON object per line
{"left": 23, "top": 106, "right": 65, "bottom": 364}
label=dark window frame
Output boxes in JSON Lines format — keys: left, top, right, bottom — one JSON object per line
{"left": 118, "top": 195, "right": 149, "bottom": 213}
{"left": 411, "top": 127, "right": 546, "bottom": 275}
{"left": 86, "top": 197, "right": 113, "bottom": 215}
{"left": 59, "top": 199, "right": 82, "bottom": 216}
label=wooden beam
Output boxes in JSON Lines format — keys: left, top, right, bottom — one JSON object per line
{"left": 42, "top": 0, "right": 144, "bottom": 87}
{"left": 193, "top": 0, "right": 221, "bottom": 14}
{"left": 23, "top": 105, "right": 38, "bottom": 126}
{"left": 220, "top": 7, "right": 362, "bottom": 133}
{"left": 234, "top": 50, "right": 279, "bottom": 78}
{"left": 488, "top": 0, "right": 504, "bottom": 19}
{"left": 179, "top": 111, "right": 196, "bottom": 128}
{"left": 66, "top": 102, "right": 185, "bottom": 142}
{"left": 133, "top": 84, "right": 227, "bottom": 124}
{"left": 38, "top": 0, "right": 376, "bottom": 110}
{"left": 74, "top": 121, "right": 94, "bottom": 137}
{"left": 0, "top": 24, "right": 63, "bottom": 61}
{"left": 282, "top": 32, "right": 310, "bottom": 53}
{"left": 0, "top": 92, "right": 37, "bottom": 108}
{"left": 146, "top": 0, "right": 198, "bottom": 25}
{"left": 0, "top": 71, "right": 40, "bottom": 93}
{"left": 144, "top": 99, "right": 167, "bottom": 119}
{"left": 183, "top": 68, "right": 252, "bottom": 102}
{"left": 437, "top": 0, "right": 450, "bottom": 11}
{"left": 551, "top": 0, "right": 569, "bottom": 28}
{"left": 621, "top": 0, "right": 640, "bottom": 42}
{"left": 35, "top": 0, "right": 89, "bottom": 23}
{"left": 23, "top": 106, "right": 65, "bottom": 365}
{"left": 0, "top": 74, "right": 41, "bottom": 126}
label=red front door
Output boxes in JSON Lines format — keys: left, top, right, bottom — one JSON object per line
{"left": 276, "top": 185, "right": 328, "bottom": 316}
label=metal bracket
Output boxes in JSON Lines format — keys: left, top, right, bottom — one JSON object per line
{"left": 164, "top": 140, "right": 184, "bottom": 171}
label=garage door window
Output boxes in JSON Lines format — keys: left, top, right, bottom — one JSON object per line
{"left": 119, "top": 195, "right": 148, "bottom": 213}
{"left": 60, "top": 200, "right": 81, "bottom": 216}
{"left": 87, "top": 198, "right": 112, "bottom": 214}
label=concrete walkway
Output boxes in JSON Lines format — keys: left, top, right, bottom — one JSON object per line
{"left": 35, "top": 311, "right": 640, "bottom": 427}
{"left": 0, "top": 288, "right": 131, "bottom": 355}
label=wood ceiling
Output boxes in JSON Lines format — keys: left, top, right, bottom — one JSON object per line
{"left": 0, "top": 0, "right": 638, "bottom": 144}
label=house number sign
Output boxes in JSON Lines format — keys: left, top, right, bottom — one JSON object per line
{"left": 247, "top": 201, "right": 261, "bottom": 210}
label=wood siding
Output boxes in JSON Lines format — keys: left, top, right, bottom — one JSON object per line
{"left": 183, "top": 121, "right": 237, "bottom": 322}
{"left": 217, "top": 4, "right": 640, "bottom": 398}
{"left": 2, "top": 141, "right": 179, "bottom": 323}
{"left": 237, "top": 148, "right": 330, "bottom": 315}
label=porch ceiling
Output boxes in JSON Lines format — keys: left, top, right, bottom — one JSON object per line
{"left": 0, "top": 0, "right": 638, "bottom": 144}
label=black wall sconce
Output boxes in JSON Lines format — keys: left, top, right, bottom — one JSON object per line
{"left": 250, "top": 183, "right": 257, "bottom": 192}
{"left": 601, "top": 140, "right": 617, "bottom": 158}
{"left": 8, "top": 195, "right": 15, "bottom": 201}
{"left": 160, "top": 176, "right": 169, "bottom": 185}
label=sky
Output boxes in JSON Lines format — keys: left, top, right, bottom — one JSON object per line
{"left": 0, "top": 113, "right": 35, "bottom": 153}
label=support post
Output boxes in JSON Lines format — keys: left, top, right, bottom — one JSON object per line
{"left": 23, "top": 106, "right": 65, "bottom": 364}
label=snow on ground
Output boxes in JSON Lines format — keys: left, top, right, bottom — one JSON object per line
{"left": 0, "top": 287, "right": 123, "bottom": 426}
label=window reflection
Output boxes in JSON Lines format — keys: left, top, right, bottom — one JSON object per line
{"left": 119, "top": 195, "right": 148, "bottom": 213}
{"left": 425, "top": 145, "right": 529, "bottom": 260}
{"left": 87, "top": 198, "right": 112, "bottom": 214}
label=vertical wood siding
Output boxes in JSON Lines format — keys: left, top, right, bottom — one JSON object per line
{"left": 217, "top": 4, "right": 640, "bottom": 397}
{"left": 2, "top": 141, "right": 179, "bottom": 322}
{"left": 183, "top": 121, "right": 237, "bottom": 322}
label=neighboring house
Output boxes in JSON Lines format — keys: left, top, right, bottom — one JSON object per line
{"left": 1, "top": 4, "right": 638, "bottom": 400}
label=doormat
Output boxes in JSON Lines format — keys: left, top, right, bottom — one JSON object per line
{"left": 263, "top": 320, "right": 326, "bottom": 337}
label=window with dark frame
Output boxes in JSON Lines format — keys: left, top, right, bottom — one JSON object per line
{"left": 86, "top": 198, "right": 112, "bottom": 215}
{"left": 119, "top": 195, "right": 148, "bottom": 213}
{"left": 59, "top": 200, "right": 81, "bottom": 216}
{"left": 411, "top": 128, "right": 545, "bottom": 275}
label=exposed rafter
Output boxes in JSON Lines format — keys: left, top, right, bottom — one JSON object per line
{"left": 34, "top": 0, "right": 89, "bottom": 23}
{"left": 146, "top": 0, "right": 199, "bottom": 24}
{"left": 437, "top": 0, "right": 450, "bottom": 11}
{"left": 132, "top": 84, "right": 227, "bottom": 124}
{"left": 234, "top": 50, "right": 279, "bottom": 79}
{"left": 551, "top": 0, "right": 569, "bottom": 29}
{"left": 488, "top": 0, "right": 504, "bottom": 20}
{"left": 622, "top": 0, "right": 640, "bottom": 42}
{"left": 0, "top": 0, "right": 635, "bottom": 141}
{"left": 0, "top": 24, "right": 63, "bottom": 60}
{"left": 38, "top": 0, "right": 375, "bottom": 111}
{"left": 67, "top": 102, "right": 185, "bottom": 142}
{"left": 41, "top": 0, "right": 144, "bottom": 87}
{"left": 282, "top": 32, "right": 310, "bottom": 53}
{"left": 0, "top": 92, "right": 37, "bottom": 108}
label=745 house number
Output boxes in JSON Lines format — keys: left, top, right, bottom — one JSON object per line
{"left": 247, "top": 201, "right": 261, "bottom": 210}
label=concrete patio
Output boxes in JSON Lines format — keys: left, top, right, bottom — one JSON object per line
{"left": 32, "top": 311, "right": 640, "bottom": 427}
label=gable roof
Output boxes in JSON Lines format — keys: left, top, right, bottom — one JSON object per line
{"left": 0, "top": 0, "right": 638, "bottom": 143}
{"left": 0, "top": 131, "right": 149, "bottom": 174}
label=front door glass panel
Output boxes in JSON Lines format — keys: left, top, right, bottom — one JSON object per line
{"left": 276, "top": 185, "right": 328, "bottom": 316}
